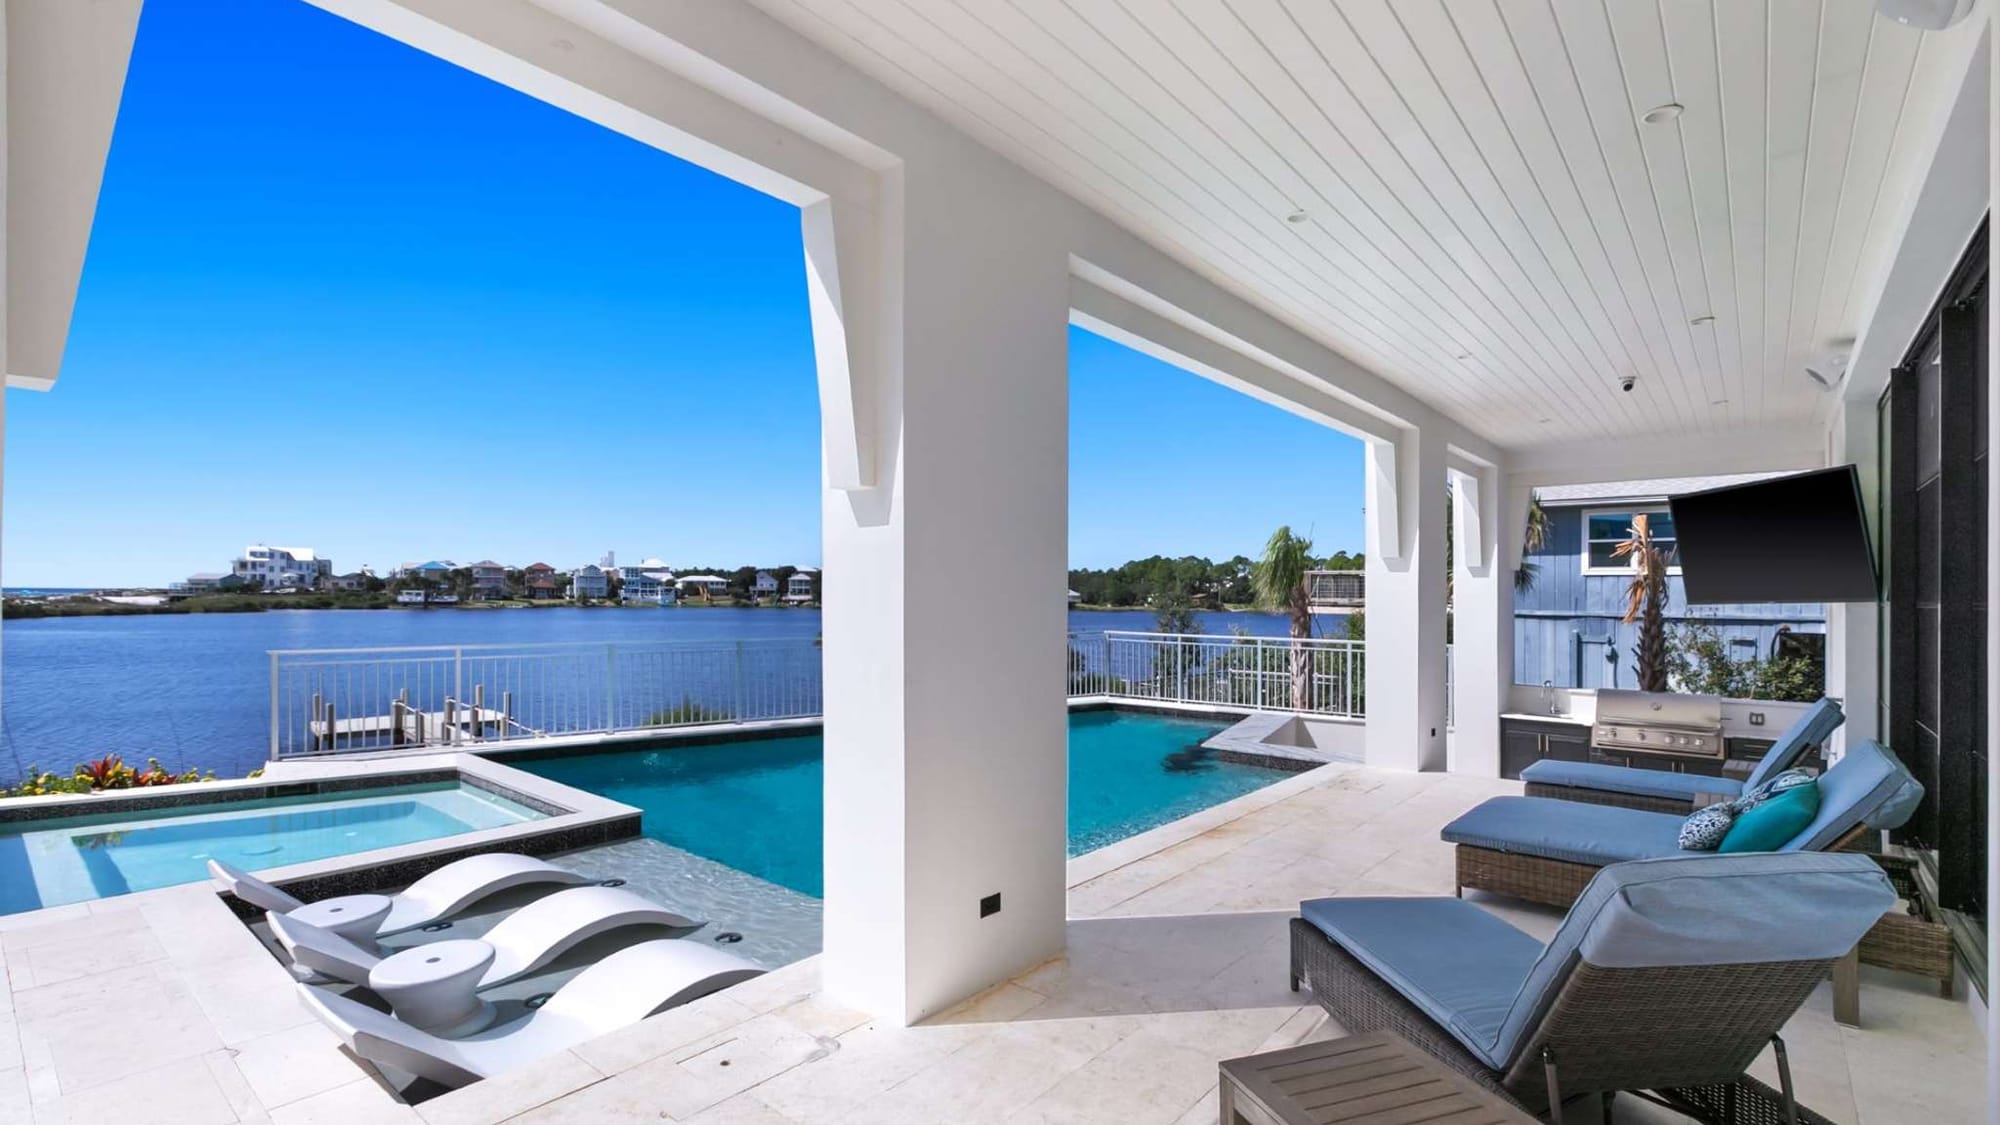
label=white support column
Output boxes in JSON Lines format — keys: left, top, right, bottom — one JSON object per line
{"left": 1365, "top": 429, "right": 1448, "bottom": 772}
{"left": 1826, "top": 400, "right": 1879, "bottom": 754}
{"left": 819, "top": 157, "right": 1070, "bottom": 1025}
{"left": 1447, "top": 461, "right": 1508, "bottom": 776}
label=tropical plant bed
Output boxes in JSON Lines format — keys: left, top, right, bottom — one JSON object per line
{"left": 3, "top": 754, "right": 226, "bottom": 798}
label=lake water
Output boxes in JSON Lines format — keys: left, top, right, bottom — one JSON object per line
{"left": 1, "top": 606, "right": 1339, "bottom": 781}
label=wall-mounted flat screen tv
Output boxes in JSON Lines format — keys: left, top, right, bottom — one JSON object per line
{"left": 1668, "top": 466, "right": 1878, "bottom": 604}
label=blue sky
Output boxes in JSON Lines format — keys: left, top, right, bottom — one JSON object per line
{"left": 2, "top": 0, "right": 1363, "bottom": 588}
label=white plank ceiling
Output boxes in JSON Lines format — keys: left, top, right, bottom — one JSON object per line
{"left": 750, "top": 0, "right": 1972, "bottom": 448}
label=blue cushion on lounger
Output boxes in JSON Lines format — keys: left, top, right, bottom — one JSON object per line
{"left": 1519, "top": 759, "right": 1742, "bottom": 804}
{"left": 1487, "top": 853, "right": 1895, "bottom": 1070}
{"left": 1517, "top": 698, "right": 1844, "bottom": 805}
{"left": 1742, "top": 697, "right": 1845, "bottom": 790}
{"left": 1303, "top": 853, "right": 1895, "bottom": 1073}
{"left": 1780, "top": 739, "right": 1923, "bottom": 851}
{"left": 1440, "top": 796, "right": 1693, "bottom": 867}
{"left": 1297, "top": 896, "right": 1545, "bottom": 1068}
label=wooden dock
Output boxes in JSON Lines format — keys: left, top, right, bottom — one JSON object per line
{"left": 304, "top": 689, "right": 533, "bottom": 751}
{"left": 309, "top": 707, "right": 508, "bottom": 740}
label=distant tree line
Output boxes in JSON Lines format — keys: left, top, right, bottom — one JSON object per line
{"left": 1067, "top": 549, "right": 1362, "bottom": 609}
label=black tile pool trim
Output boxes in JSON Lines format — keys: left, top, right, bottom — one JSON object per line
{"left": 1211, "top": 747, "right": 1323, "bottom": 773}
{"left": 484, "top": 702, "right": 1257, "bottom": 767}
{"left": 216, "top": 810, "right": 643, "bottom": 922}
{"left": 0, "top": 766, "right": 512, "bottom": 826}
{"left": 483, "top": 720, "right": 824, "bottom": 766}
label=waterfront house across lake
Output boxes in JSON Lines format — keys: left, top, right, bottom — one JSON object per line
{"left": 677, "top": 574, "right": 730, "bottom": 601}
{"left": 1514, "top": 474, "right": 1826, "bottom": 689}
{"left": 468, "top": 561, "right": 508, "bottom": 600}
{"left": 570, "top": 563, "right": 609, "bottom": 601}
{"left": 232, "top": 544, "right": 331, "bottom": 589}
{"left": 785, "top": 568, "right": 817, "bottom": 604}
{"left": 621, "top": 571, "right": 676, "bottom": 605}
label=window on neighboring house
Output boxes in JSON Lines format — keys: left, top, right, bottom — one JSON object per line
{"left": 1581, "top": 507, "right": 1680, "bottom": 574}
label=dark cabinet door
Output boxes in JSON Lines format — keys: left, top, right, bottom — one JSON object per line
{"left": 1544, "top": 730, "right": 1591, "bottom": 764}
{"left": 1501, "top": 727, "right": 1543, "bottom": 780}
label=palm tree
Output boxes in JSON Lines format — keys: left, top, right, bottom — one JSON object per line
{"left": 1614, "top": 512, "right": 1671, "bottom": 691}
{"left": 1253, "top": 526, "right": 1316, "bottom": 707}
{"left": 1513, "top": 494, "right": 1549, "bottom": 593}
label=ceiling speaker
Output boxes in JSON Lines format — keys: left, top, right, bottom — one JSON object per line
{"left": 1876, "top": 0, "right": 1978, "bottom": 30}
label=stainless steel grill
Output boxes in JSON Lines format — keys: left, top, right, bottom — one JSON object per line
{"left": 1591, "top": 689, "right": 1725, "bottom": 759}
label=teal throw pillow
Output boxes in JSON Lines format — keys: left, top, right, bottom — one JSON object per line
{"left": 1719, "top": 781, "right": 1821, "bottom": 853}
{"left": 1738, "top": 767, "right": 1817, "bottom": 810}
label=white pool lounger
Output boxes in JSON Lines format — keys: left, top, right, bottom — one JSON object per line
{"left": 209, "top": 853, "right": 592, "bottom": 935}
{"left": 299, "top": 939, "right": 765, "bottom": 1088}
{"left": 268, "top": 884, "right": 701, "bottom": 987}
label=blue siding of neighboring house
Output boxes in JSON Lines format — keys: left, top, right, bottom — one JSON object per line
{"left": 1514, "top": 506, "right": 1825, "bottom": 688}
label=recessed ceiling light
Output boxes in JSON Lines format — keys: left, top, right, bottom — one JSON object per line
{"left": 1641, "top": 102, "right": 1684, "bottom": 125}
{"left": 1537, "top": 418, "right": 1553, "bottom": 425}
{"left": 1689, "top": 314, "right": 1715, "bottom": 326}
{"left": 1285, "top": 210, "right": 1310, "bottom": 224}
{"left": 1711, "top": 398, "right": 1730, "bottom": 406}
{"left": 1454, "top": 353, "right": 1470, "bottom": 360}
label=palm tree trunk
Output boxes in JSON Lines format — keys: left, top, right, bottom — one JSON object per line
{"left": 1289, "top": 598, "right": 1311, "bottom": 709}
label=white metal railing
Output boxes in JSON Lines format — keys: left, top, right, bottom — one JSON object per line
{"left": 269, "top": 639, "right": 822, "bottom": 758}
{"left": 1068, "top": 631, "right": 1366, "bottom": 717}
{"left": 270, "top": 630, "right": 1427, "bottom": 758}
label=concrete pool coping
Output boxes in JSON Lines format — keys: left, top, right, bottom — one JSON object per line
{"left": 0, "top": 754, "right": 643, "bottom": 917}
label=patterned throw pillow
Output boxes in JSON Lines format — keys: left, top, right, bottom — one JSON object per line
{"left": 1738, "top": 767, "right": 1817, "bottom": 811}
{"left": 1679, "top": 803, "right": 1737, "bottom": 850}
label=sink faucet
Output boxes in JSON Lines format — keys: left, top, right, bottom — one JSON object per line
{"left": 1542, "top": 680, "right": 1560, "bottom": 715}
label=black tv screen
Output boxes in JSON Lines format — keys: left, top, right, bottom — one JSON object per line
{"left": 1669, "top": 466, "right": 1878, "bottom": 604}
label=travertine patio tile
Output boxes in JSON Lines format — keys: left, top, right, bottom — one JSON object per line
{"left": 268, "top": 1078, "right": 421, "bottom": 1125}
{"left": 230, "top": 1021, "right": 361, "bottom": 1109}
{"left": 414, "top": 1048, "right": 602, "bottom": 1125}
{"left": 27, "top": 1056, "right": 237, "bottom": 1125}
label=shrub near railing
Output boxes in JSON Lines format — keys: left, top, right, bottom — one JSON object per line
{"left": 3, "top": 754, "right": 224, "bottom": 798}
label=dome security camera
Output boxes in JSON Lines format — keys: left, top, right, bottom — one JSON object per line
{"left": 1619, "top": 375, "right": 1636, "bottom": 393}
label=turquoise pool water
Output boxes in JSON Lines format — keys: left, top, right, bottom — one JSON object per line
{"left": 518, "top": 710, "right": 1281, "bottom": 897}
{"left": 0, "top": 782, "right": 544, "bottom": 915}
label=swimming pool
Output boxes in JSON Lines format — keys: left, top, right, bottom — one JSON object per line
{"left": 0, "top": 781, "right": 545, "bottom": 915}
{"left": 516, "top": 709, "right": 1283, "bottom": 897}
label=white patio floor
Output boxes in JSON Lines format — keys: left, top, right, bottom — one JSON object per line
{"left": 1, "top": 762, "right": 1982, "bottom": 1124}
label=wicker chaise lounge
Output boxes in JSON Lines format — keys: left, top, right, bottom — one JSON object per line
{"left": 1445, "top": 738, "right": 1920, "bottom": 909}
{"left": 1520, "top": 697, "right": 1844, "bottom": 815}
{"left": 1289, "top": 852, "right": 1895, "bottom": 1122}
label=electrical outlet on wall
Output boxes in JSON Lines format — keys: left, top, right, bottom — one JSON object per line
{"left": 1748, "top": 712, "right": 1766, "bottom": 726}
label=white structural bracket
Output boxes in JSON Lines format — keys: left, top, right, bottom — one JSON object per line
{"left": 802, "top": 189, "right": 892, "bottom": 491}
{"left": 1366, "top": 436, "right": 1404, "bottom": 562}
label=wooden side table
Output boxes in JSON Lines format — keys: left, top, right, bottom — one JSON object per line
{"left": 1219, "top": 1030, "right": 1532, "bottom": 1125}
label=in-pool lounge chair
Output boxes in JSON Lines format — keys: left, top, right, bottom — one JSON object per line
{"left": 1290, "top": 852, "right": 1895, "bottom": 1121}
{"left": 267, "top": 884, "right": 701, "bottom": 987}
{"left": 299, "top": 939, "right": 765, "bottom": 1088}
{"left": 209, "top": 854, "right": 593, "bottom": 935}
{"left": 1521, "top": 696, "right": 1845, "bottom": 814}
{"left": 1444, "top": 738, "right": 1921, "bottom": 909}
